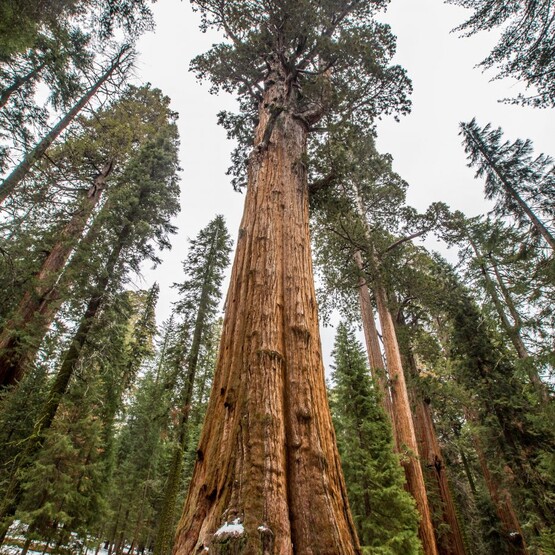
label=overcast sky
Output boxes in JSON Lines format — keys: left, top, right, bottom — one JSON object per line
{"left": 133, "top": 0, "right": 555, "bottom": 369}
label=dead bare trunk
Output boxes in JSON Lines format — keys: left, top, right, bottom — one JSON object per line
{"left": 0, "top": 161, "right": 112, "bottom": 388}
{"left": 173, "top": 65, "right": 360, "bottom": 554}
{"left": 373, "top": 279, "right": 438, "bottom": 555}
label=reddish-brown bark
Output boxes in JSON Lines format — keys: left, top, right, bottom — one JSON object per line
{"left": 414, "top": 398, "right": 466, "bottom": 555}
{"left": 353, "top": 250, "right": 394, "bottom": 425}
{"left": 473, "top": 437, "right": 528, "bottom": 554}
{"left": 173, "top": 70, "right": 360, "bottom": 554}
{"left": 374, "top": 279, "right": 438, "bottom": 555}
{"left": 398, "top": 341, "right": 466, "bottom": 555}
{"left": 0, "top": 161, "right": 111, "bottom": 387}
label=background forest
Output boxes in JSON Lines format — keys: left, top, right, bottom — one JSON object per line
{"left": 0, "top": 0, "right": 553, "bottom": 554}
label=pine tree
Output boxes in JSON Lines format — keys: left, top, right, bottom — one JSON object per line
{"left": 15, "top": 381, "right": 107, "bottom": 555}
{"left": 459, "top": 119, "right": 555, "bottom": 251}
{"left": 430, "top": 258, "right": 555, "bottom": 550}
{"left": 0, "top": 44, "right": 133, "bottom": 205}
{"left": 0, "top": 0, "right": 154, "bottom": 59}
{"left": 330, "top": 322, "right": 422, "bottom": 554}
{"left": 446, "top": 214, "right": 551, "bottom": 401}
{"left": 448, "top": 0, "right": 555, "bottom": 107}
{"left": 154, "top": 216, "right": 231, "bottom": 555}
{"left": 0, "top": 117, "right": 180, "bottom": 539}
{"left": 0, "top": 84, "right": 177, "bottom": 389}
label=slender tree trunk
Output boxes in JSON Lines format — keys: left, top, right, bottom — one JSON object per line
{"left": 465, "top": 129, "right": 555, "bottom": 251}
{"left": 472, "top": 434, "right": 528, "bottom": 554}
{"left": 459, "top": 447, "right": 477, "bottom": 497}
{"left": 353, "top": 250, "right": 394, "bottom": 424}
{"left": 0, "top": 226, "right": 127, "bottom": 536}
{"left": 154, "top": 230, "right": 220, "bottom": 555}
{"left": 173, "top": 63, "right": 360, "bottom": 554}
{"left": 0, "top": 46, "right": 127, "bottom": 204}
{"left": 41, "top": 533, "right": 53, "bottom": 555}
{"left": 108, "top": 501, "right": 124, "bottom": 555}
{"left": 468, "top": 238, "right": 547, "bottom": 399}
{"left": 373, "top": 279, "right": 438, "bottom": 555}
{"left": 0, "top": 160, "right": 113, "bottom": 388}
{"left": 116, "top": 510, "right": 130, "bottom": 555}
{"left": 20, "top": 535, "right": 33, "bottom": 555}
{"left": 0, "top": 61, "right": 46, "bottom": 109}
{"left": 154, "top": 438, "right": 186, "bottom": 555}
{"left": 400, "top": 328, "right": 466, "bottom": 555}
{"left": 52, "top": 523, "right": 68, "bottom": 555}
{"left": 94, "top": 526, "right": 105, "bottom": 555}
{"left": 128, "top": 466, "right": 152, "bottom": 555}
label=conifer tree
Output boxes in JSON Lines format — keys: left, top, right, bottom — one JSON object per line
{"left": 446, "top": 214, "right": 551, "bottom": 401}
{"left": 311, "top": 129, "right": 448, "bottom": 555}
{"left": 448, "top": 0, "right": 555, "bottom": 107}
{"left": 429, "top": 258, "right": 555, "bottom": 551}
{"left": 154, "top": 216, "right": 231, "bottom": 555}
{"left": 0, "top": 0, "right": 154, "bottom": 59}
{"left": 15, "top": 379, "right": 107, "bottom": 555}
{"left": 174, "top": 2, "right": 410, "bottom": 551}
{"left": 0, "top": 118, "right": 180, "bottom": 539}
{"left": 0, "top": 44, "right": 133, "bottom": 205}
{"left": 0, "top": 84, "right": 176, "bottom": 389}
{"left": 0, "top": 28, "right": 92, "bottom": 111}
{"left": 459, "top": 119, "right": 555, "bottom": 251}
{"left": 330, "top": 322, "right": 422, "bottom": 554}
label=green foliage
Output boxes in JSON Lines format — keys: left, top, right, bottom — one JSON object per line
{"left": 0, "top": 0, "right": 153, "bottom": 59}
{"left": 153, "top": 218, "right": 231, "bottom": 555}
{"left": 16, "top": 380, "right": 108, "bottom": 546}
{"left": 448, "top": 0, "right": 555, "bottom": 107}
{"left": 174, "top": 215, "right": 232, "bottom": 328}
{"left": 191, "top": 0, "right": 411, "bottom": 189}
{"left": 430, "top": 259, "right": 555, "bottom": 537}
{"left": 0, "top": 0, "right": 82, "bottom": 59}
{"left": 460, "top": 119, "right": 555, "bottom": 242}
{"left": 330, "top": 322, "right": 422, "bottom": 554}
{"left": 443, "top": 213, "right": 554, "bottom": 380}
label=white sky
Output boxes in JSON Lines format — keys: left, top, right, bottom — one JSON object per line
{"left": 133, "top": 0, "right": 555, "bottom": 369}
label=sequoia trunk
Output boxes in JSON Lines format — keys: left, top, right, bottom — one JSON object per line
{"left": 173, "top": 70, "right": 359, "bottom": 554}
{"left": 472, "top": 435, "right": 528, "bottom": 554}
{"left": 353, "top": 250, "right": 394, "bottom": 424}
{"left": 400, "top": 328, "right": 466, "bottom": 555}
{"left": 373, "top": 279, "right": 438, "bottom": 555}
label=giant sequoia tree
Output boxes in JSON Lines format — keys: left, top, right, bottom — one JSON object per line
{"left": 173, "top": 1, "right": 410, "bottom": 553}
